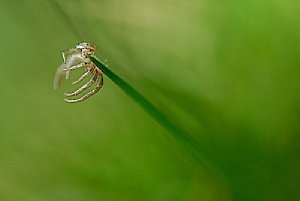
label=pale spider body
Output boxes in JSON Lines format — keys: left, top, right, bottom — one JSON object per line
{"left": 54, "top": 42, "right": 103, "bottom": 103}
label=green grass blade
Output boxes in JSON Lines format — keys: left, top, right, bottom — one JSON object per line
{"left": 89, "top": 55, "right": 223, "bottom": 175}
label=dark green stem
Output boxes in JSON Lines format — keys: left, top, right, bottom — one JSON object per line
{"left": 89, "top": 55, "right": 223, "bottom": 175}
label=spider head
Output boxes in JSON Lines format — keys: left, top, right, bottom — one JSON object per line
{"left": 76, "top": 42, "right": 96, "bottom": 51}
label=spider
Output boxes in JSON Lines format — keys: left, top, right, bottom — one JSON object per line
{"left": 54, "top": 42, "right": 103, "bottom": 103}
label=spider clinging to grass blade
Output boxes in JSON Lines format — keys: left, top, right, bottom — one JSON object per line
{"left": 54, "top": 42, "right": 104, "bottom": 103}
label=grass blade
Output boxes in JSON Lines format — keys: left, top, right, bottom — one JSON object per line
{"left": 89, "top": 55, "right": 223, "bottom": 175}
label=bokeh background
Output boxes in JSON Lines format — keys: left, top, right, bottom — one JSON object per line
{"left": 0, "top": 0, "right": 299, "bottom": 201}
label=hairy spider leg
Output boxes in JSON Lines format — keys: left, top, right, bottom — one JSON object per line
{"left": 64, "top": 72, "right": 103, "bottom": 103}
{"left": 62, "top": 48, "right": 76, "bottom": 64}
{"left": 68, "top": 62, "right": 86, "bottom": 70}
{"left": 72, "top": 70, "right": 90, "bottom": 85}
{"left": 64, "top": 68, "right": 98, "bottom": 97}
{"left": 64, "top": 55, "right": 84, "bottom": 79}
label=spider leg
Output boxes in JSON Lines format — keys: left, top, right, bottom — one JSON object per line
{"left": 69, "top": 63, "right": 86, "bottom": 70}
{"left": 66, "top": 62, "right": 86, "bottom": 71}
{"left": 72, "top": 70, "right": 90, "bottom": 85}
{"left": 64, "top": 72, "right": 103, "bottom": 103}
{"left": 64, "top": 70, "right": 98, "bottom": 97}
{"left": 62, "top": 48, "right": 76, "bottom": 64}
{"left": 64, "top": 62, "right": 86, "bottom": 80}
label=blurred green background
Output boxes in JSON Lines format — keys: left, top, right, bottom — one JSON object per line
{"left": 0, "top": 0, "right": 299, "bottom": 200}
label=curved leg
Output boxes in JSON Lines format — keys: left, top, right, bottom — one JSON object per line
{"left": 65, "top": 62, "right": 86, "bottom": 80}
{"left": 72, "top": 71, "right": 90, "bottom": 85}
{"left": 64, "top": 55, "right": 84, "bottom": 79}
{"left": 62, "top": 48, "right": 76, "bottom": 64}
{"left": 64, "top": 72, "right": 98, "bottom": 97}
{"left": 64, "top": 72, "right": 103, "bottom": 103}
{"left": 68, "top": 62, "right": 86, "bottom": 70}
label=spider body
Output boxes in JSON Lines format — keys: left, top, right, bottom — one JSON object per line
{"left": 54, "top": 42, "right": 103, "bottom": 103}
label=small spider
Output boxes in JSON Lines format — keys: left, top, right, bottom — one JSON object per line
{"left": 54, "top": 42, "right": 103, "bottom": 103}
